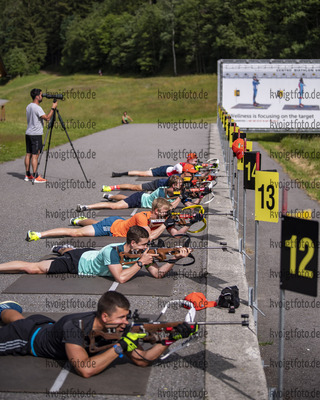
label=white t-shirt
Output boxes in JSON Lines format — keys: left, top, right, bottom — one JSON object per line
{"left": 166, "top": 163, "right": 184, "bottom": 176}
{"left": 26, "top": 103, "right": 45, "bottom": 135}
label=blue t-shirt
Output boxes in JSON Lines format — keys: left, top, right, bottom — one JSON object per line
{"left": 141, "top": 187, "right": 176, "bottom": 208}
{"left": 78, "top": 243, "right": 137, "bottom": 276}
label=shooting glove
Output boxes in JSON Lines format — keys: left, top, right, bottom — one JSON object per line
{"left": 190, "top": 213, "right": 204, "bottom": 225}
{"left": 164, "top": 216, "right": 176, "bottom": 228}
{"left": 169, "top": 322, "right": 199, "bottom": 341}
{"left": 118, "top": 332, "right": 147, "bottom": 352}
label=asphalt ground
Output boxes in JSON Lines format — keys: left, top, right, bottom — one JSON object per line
{"left": 0, "top": 122, "right": 267, "bottom": 399}
{"left": 220, "top": 127, "right": 320, "bottom": 399}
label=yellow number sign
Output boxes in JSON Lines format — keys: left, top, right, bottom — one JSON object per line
{"left": 255, "top": 171, "right": 279, "bottom": 222}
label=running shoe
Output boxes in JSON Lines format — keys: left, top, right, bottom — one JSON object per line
{"left": 24, "top": 175, "right": 34, "bottom": 182}
{"left": 112, "top": 172, "right": 122, "bottom": 178}
{"left": 51, "top": 244, "right": 76, "bottom": 253}
{"left": 26, "top": 231, "right": 40, "bottom": 242}
{"left": 33, "top": 175, "right": 47, "bottom": 183}
{"left": 70, "top": 216, "right": 88, "bottom": 226}
{"left": 103, "top": 194, "right": 112, "bottom": 201}
{"left": 102, "top": 185, "right": 112, "bottom": 192}
{"left": 76, "top": 204, "right": 88, "bottom": 212}
{"left": 0, "top": 301, "right": 23, "bottom": 320}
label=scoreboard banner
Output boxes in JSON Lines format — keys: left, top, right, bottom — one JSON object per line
{"left": 218, "top": 59, "right": 320, "bottom": 133}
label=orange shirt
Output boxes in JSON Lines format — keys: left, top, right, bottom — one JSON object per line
{"left": 110, "top": 211, "right": 152, "bottom": 237}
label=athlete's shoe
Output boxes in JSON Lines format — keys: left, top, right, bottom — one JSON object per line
{"left": 26, "top": 231, "right": 40, "bottom": 242}
{"left": 76, "top": 204, "right": 88, "bottom": 212}
{"left": 24, "top": 175, "right": 34, "bottom": 182}
{"left": 33, "top": 175, "right": 47, "bottom": 183}
{"left": 112, "top": 172, "right": 122, "bottom": 178}
{"left": 0, "top": 301, "right": 23, "bottom": 320}
{"left": 51, "top": 244, "right": 76, "bottom": 253}
{"left": 70, "top": 216, "right": 88, "bottom": 226}
{"left": 299, "top": 103, "right": 304, "bottom": 108}
{"left": 103, "top": 194, "right": 112, "bottom": 201}
{"left": 102, "top": 185, "right": 112, "bottom": 192}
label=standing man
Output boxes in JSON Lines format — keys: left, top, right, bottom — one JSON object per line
{"left": 25, "top": 88, "right": 57, "bottom": 183}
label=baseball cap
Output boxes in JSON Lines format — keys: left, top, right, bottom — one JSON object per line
{"left": 232, "top": 138, "right": 244, "bottom": 160}
{"left": 187, "top": 152, "right": 197, "bottom": 161}
{"left": 183, "top": 163, "right": 197, "bottom": 174}
{"left": 184, "top": 292, "right": 217, "bottom": 311}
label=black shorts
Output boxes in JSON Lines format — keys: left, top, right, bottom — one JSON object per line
{"left": 150, "top": 165, "right": 172, "bottom": 177}
{"left": 0, "top": 314, "right": 54, "bottom": 356}
{"left": 26, "top": 135, "right": 42, "bottom": 155}
{"left": 141, "top": 178, "right": 169, "bottom": 192}
{"left": 123, "top": 192, "right": 143, "bottom": 208}
{"left": 47, "top": 248, "right": 95, "bottom": 274}
{"left": 141, "top": 181, "right": 159, "bottom": 192}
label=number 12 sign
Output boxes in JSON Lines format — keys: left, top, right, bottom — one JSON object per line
{"left": 280, "top": 216, "right": 318, "bottom": 297}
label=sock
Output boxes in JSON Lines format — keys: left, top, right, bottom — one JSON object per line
{"left": 26, "top": 170, "right": 31, "bottom": 176}
{"left": 37, "top": 232, "right": 42, "bottom": 238}
{"left": 110, "top": 185, "right": 120, "bottom": 190}
{"left": 34, "top": 172, "right": 39, "bottom": 178}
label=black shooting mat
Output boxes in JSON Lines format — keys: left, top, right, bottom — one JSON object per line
{"left": 3, "top": 270, "right": 174, "bottom": 296}
{"left": 42, "top": 235, "right": 127, "bottom": 250}
{"left": 231, "top": 103, "right": 271, "bottom": 109}
{"left": 0, "top": 313, "right": 151, "bottom": 395}
{"left": 282, "top": 104, "right": 319, "bottom": 110}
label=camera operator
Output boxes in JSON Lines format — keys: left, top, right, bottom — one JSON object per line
{"left": 24, "top": 88, "right": 57, "bottom": 183}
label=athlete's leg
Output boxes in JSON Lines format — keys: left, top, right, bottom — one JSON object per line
{"left": 78, "top": 200, "right": 129, "bottom": 210}
{"left": 0, "top": 259, "right": 53, "bottom": 274}
{"left": 104, "top": 194, "right": 127, "bottom": 201}
{"left": 1, "top": 309, "right": 24, "bottom": 324}
{"left": 128, "top": 170, "right": 153, "bottom": 177}
{"left": 119, "top": 184, "right": 143, "bottom": 191}
{"left": 39, "top": 225, "right": 96, "bottom": 239}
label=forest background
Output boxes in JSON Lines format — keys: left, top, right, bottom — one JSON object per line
{"left": 1, "top": 0, "right": 320, "bottom": 77}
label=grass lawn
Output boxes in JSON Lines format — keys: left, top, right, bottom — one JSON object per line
{"left": 247, "top": 133, "right": 320, "bottom": 202}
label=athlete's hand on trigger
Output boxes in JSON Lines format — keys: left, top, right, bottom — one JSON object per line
{"left": 139, "top": 247, "right": 153, "bottom": 265}
{"left": 173, "top": 247, "right": 191, "bottom": 259}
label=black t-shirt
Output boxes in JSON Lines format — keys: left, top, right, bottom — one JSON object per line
{"left": 33, "top": 312, "right": 96, "bottom": 359}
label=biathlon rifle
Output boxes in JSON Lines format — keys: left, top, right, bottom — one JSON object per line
{"left": 149, "top": 205, "right": 233, "bottom": 235}
{"left": 118, "top": 233, "right": 228, "bottom": 266}
{"left": 118, "top": 246, "right": 195, "bottom": 266}
{"left": 195, "top": 158, "right": 220, "bottom": 173}
{"left": 85, "top": 300, "right": 249, "bottom": 358}
{"left": 149, "top": 205, "right": 207, "bottom": 233}
{"left": 165, "top": 180, "right": 215, "bottom": 205}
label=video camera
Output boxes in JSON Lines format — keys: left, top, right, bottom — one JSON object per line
{"left": 42, "top": 93, "right": 64, "bottom": 102}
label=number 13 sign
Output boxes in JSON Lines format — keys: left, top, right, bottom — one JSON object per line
{"left": 255, "top": 170, "right": 279, "bottom": 223}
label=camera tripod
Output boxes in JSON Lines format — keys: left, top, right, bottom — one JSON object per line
{"left": 36, "top": 105, "right": 88, "bottom": 183}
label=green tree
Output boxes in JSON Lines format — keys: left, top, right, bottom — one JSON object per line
{"left": 61, "top": 11, "right": 105, "bottom": 72}
{"left": 4, "top": 47, "right": 29, "bottom": 76}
